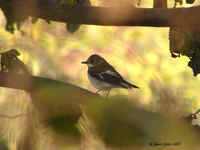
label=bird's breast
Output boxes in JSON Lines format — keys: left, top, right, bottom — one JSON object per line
{"left": 88, "top": 72, "right": 112, "bottom": 90}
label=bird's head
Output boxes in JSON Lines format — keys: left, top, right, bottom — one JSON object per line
{"left": 82, "top": 54, "right": 107, "bottom": 68}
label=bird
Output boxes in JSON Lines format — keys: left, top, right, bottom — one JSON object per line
{"left": 82, "top": 54, "right": 139, "bottom": 97}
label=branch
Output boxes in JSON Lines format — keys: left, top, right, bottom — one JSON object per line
{"left": 0, "top": 73, "right": 199, "bottom": 148}
{"left": 0, "top": 71, "right": 99, "bottom": 117}
{"left": 0, "top": 72, "right": 91, "bottom": 93}
{"left": 0, "top": 0, "right": 200, "bottom": 29}
{"left": 0, "top": 72, "right": 31, "bottom": 91}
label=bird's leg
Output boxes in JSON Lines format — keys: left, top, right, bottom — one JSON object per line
{"left": 105, "top": 89, "right": 111, "bottom": 99}
{"left": 96, "top": 89, "right": 101, "bottom": 94}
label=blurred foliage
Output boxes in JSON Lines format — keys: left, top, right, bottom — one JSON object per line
{"left": 2, "top": 0, "right": 91, "bottom": 34}
{"left": 1, "top": 0, "right": 26, "bottom": 33}
{"left": 0, "top": 139, "right": 9, "bottom": 150}
{"left": 46, "top": 115, "right": 81, "bottom": 143}
{"left": 0, "top": 49, "right": 30, "bottom": 74}
{"left": 186, "top": 0, "right": 195, "bottom": 4}
{"left": 53, "top": 0, "right": 91, "bottom": 33}
{"left": 84, "top": 98, "right": 199, "bottom": 149}
{"left": 174, "top": 0, "right": 183, "bottom": 6}
{"left": 169, "top": 27, "right": 200, "bottom": 76}
{"left": 54, "top": 0, "right": 80, "bottom": 5}
{"left": 169, "top": 0, "right": 200, "bottom": 76}
{"left": 0, "top": 0, "right": 199, "bottom": 150}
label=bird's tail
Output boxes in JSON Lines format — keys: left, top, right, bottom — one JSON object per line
{"left": 121, "top": 80, "right": 139, "bottom": 89}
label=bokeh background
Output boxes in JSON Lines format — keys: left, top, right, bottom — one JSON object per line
{"left": 0, "top": 0, "right": 199, "bottom": 110}
{"left": 0, "top": 0, "right": 200, "bottom": 149}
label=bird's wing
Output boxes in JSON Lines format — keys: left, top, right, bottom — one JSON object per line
{"left": 108, "top": 67, "right": 139, "bottom": 89}
{"left": 89, "top": 69, "right": 130, "bottom": 88}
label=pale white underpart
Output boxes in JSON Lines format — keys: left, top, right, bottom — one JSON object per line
{"left": 88, "top": 72, "right": 114, "bottom": 90}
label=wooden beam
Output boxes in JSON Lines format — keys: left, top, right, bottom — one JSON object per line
{"left": 0, "top": 0, "right": 200, "bottom": 29}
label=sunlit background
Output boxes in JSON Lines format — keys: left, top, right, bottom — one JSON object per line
{"left": 0, "top": 2, "right": 199, "bottom": 109}
{"left": 0, "top": 0, "right": 200, "bottom": 149}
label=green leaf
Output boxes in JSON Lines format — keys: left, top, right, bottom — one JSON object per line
{"left": 66, "top": 23, "right": 80, "bottom": 33}
{"left": 31, "top": 17, "right": 39, "bottom": 24}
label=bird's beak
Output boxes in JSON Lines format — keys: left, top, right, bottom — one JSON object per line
{"left": 81, "top": 61, "right": 88, "bottom": 64}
